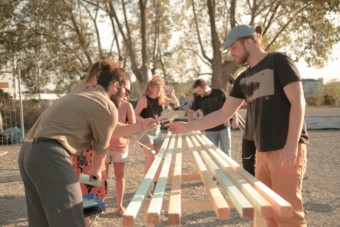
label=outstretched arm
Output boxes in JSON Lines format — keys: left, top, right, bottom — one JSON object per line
{"left": 167, "top": 96, "right": 244, "bottom": 134}
{"left": 111, "top": 119, "right": 159, "bottom": 138}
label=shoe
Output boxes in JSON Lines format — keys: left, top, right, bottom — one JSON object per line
{"left": 117, "top": 207, "right": 125, "bottom": 217}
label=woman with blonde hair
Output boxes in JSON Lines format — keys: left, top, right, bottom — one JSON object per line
{"left": 135, "top": 75, "right": 179, "bottom": 176}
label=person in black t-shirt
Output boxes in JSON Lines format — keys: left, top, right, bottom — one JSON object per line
{"left": 188, "top": 79, "right": 238, "bottom": 156}
{"left": 166, "top": 25, "right": 308, "bottom": 227}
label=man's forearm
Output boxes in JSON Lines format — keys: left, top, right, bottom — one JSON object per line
{"left": 91, "top": 151, "right": 107, "bottom": 172}
{"left": 189, "top": 97, "right": 243, "bottom": 131}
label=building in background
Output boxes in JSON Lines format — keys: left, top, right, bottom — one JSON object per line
{"left": 302, "top": 78, "right": 323, "bottom": 98}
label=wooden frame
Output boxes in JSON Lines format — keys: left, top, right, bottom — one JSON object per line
{"left": 122, "top": 132, "right": 293, "bottom": 226}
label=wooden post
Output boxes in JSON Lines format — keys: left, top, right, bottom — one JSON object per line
{"left": 147, "top": 134, "right": 177, "bottom": 225}
{"left": 199, "top": 134, "right": 293, "bottom": 218}
{"left": 186, "top": 136, "right": 230, "bottom": 220}
{"left": 168, "top": 135, "right": 183, "bottom": 225}
{"left": 190, "top": 136, "right": 253, "bottom": 218}
{"left": 195, "top": 134, "right": 273, "bottom": 218}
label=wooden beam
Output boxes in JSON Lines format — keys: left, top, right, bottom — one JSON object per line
{"left": 168, "top": 135, "right": 183, "bottom": 225}
{"left": 192, "top": 151, "right": 230, "bottom": 219}
{"left": 147, "top": 134, "right": 177, "bottom": 225}
{"left": 195, "top": 134, "right": 273, "bottom": 218}
{"left": 200, "top": 134, "right": 293, "bottom": 218}
{"left": 190, "top": 136, "right": 253, "bottom": 218}
{"left": 142, "top": 199, "right": 215, "bottom": 212}
{"left": 186, "top": 136, "right": 229, "bottom": 220}
{"left": 181, "top": 173, "right": 201, "bottom": 182}
{"left": 123, "top": 132, "right": 172, "bottom": 227}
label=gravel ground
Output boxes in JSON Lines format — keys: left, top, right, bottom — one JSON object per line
{"left": 0, "top": 128, "right": 339, "bottom": 227}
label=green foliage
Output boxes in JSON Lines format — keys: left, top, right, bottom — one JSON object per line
{"left": 0, "top": 0, "right": 338, "bottom": 95}
{"left": 314, "top": 80, "right": 340, "bottom": 106}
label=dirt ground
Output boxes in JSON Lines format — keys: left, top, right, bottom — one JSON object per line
{"left": 0, "top": 127, "right": 339, "bottom": 227}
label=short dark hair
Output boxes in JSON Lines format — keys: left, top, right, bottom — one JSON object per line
{"left": 192, "top": 79, "right": 207, "bottom": 89}
{"left": 97, "top": 61, "right": 130, "bottom": 91}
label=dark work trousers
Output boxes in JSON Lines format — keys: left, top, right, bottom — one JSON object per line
{"left": 18, "top": 140, "right": 85, "bottom": 227}
{"left": 241, "top": 138, "right": 256, "bottom": 176}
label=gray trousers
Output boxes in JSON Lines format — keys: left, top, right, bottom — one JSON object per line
{"left": 18, "top": 140, "right": 85, "bottom": 227}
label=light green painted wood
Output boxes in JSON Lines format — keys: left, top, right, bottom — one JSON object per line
{"left": 189, "top": 136, "right": 253, "bottom": 217}
{"left": 123, "top": 132, "right": 172, "bottom": 223}
{"left": 147, "top": 134, "right": 179, "bottom": 224}
{"left": 195, "top": 134, "right": 272, "bottom": 217}
{"left": 199, "top": 134, "right": 293, "bottom": 218}
{"left": 167, "top": 135, "right": 183, "bottom": 225}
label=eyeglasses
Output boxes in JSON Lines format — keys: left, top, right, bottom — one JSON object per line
{"left": 124, "top": 87, "right": 131, "bottom": 96}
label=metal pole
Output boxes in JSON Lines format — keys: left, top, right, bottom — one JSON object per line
{"left": 18, "top": 68, "right": 25, "bottom": 140}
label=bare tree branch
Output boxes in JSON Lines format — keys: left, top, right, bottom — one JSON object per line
{"left": 192, "top": 0, "right": 211, "bottom": 62}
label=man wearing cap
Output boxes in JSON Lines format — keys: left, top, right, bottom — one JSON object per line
{"left": 167, "top": 25, "right": 308, "bottom": 227}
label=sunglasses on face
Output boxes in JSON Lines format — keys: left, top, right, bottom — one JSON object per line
{"left": 124, "top": 87, "right": 131, "bottom": 96}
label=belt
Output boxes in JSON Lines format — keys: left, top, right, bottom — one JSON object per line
{"left": 33, "top": 137, "right": 61, "bottom": 146}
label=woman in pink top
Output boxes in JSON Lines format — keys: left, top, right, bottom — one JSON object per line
{"left": 105, "top": 91, "right": 136, "bottom": 216}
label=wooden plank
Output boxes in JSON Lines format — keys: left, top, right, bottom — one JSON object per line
{"left": 192, "top": 151, "right": 230, "bottom": 219}
{"left": 254, "top": 209, "right": 268, "bottom": 227}
{"left": 199, "top": 134, "right": 293, "bottom": 218}
{"left": 143, "top": 199, "right": 214, "bottom": 212}
{"left": 147, "top": 134, "right": 177, "bottom": 225}
{"left": 186, "top": 136, "right": 229, "bottom": 220}
{"left": 181, "top": 173, "right": 201, "bottom": 182}
{"left": 123, "top": 132, "right": 172, "bottom": 227}
{"left": 168, "top": 135, "right": 183, "bottom": 225}
{"left": 190, "top": 135, "right": 253, "bottom": 218}
{"left": 195, "top": 134, "right": 273, "bottom": 218}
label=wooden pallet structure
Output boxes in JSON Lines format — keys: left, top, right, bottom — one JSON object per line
{"left": 123, "top": 131, "right": 293, "bottom": 226}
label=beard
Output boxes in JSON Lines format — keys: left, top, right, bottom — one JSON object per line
{"left": 110, "top": 86, "right": 123, "bottom": 108}
{"left": 236, "top": 44, "right": 250, "bottom": 65}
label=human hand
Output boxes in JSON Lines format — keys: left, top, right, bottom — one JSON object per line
{"left": 88, "top": 168, "right": 102, "bottom": 182}
{"left": 142, "top": 118, "right": 160, "bottom": 131}
{"left": 279, "top": 145, "right": 298, "bottom": 169}
{"left": 165, "top": 121, "right": 190, "bottom": 134}
{"left": 167, "top": 86, "right": 175, "bottom": 97}
{"left": 232, "top": 119, "right": 238, "bottom": 129}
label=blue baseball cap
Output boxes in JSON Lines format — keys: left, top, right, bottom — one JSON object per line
{"left": 220, "top": 25, "right": 255, "bottom": 52}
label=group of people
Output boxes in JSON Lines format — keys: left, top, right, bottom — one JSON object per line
{"left": 18, "top": 24, "right": 308, "bottom": 227}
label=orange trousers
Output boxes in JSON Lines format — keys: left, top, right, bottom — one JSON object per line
{"left": 255, "top": 144, "right": 307, "bottom": 227}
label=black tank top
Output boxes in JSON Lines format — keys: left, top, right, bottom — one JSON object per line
{"left": 140, "top": 96, "right": 163, "bottom": 119}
